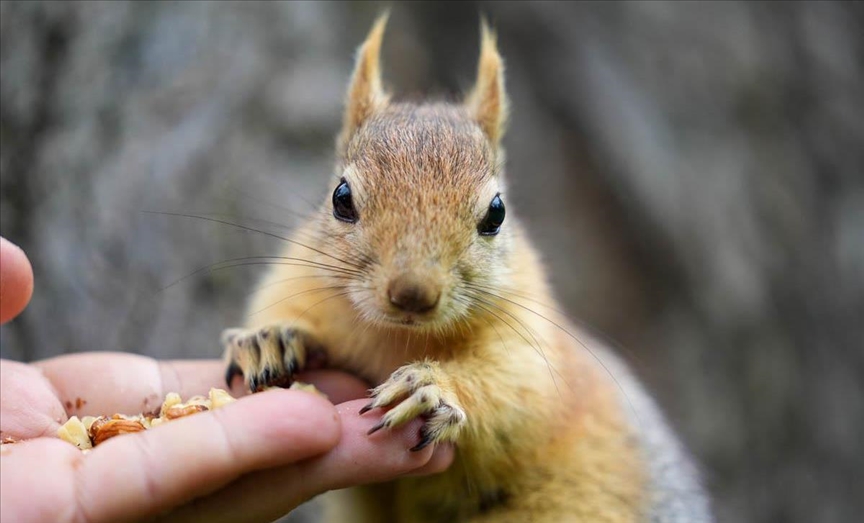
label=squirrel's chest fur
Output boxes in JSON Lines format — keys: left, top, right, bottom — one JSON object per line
{"left": 325, "top": 330, "right": 646, "bottom": 523}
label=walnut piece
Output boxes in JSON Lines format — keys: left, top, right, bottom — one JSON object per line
{"left": 89, "top": 417, "right": 146, "bottom": 446}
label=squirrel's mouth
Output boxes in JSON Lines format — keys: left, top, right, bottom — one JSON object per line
{"left": 382, "top": 314, "right": 424, "bottom": 327}
{"left": 377, "top": 309, "right": 439, "bottom": 329}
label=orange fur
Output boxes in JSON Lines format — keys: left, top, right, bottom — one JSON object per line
{"left": 465, "top": 20, "right": 509, "bottom": 148}
{"left": 339, "top": 14, "right": 391, "bottom": 155}
{"left": 227, "top": 16, "right": 653, "bottom": 522}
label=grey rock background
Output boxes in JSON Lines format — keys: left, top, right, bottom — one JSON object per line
{"left": 1, "top": 2, "right": 862, "bottom": 522}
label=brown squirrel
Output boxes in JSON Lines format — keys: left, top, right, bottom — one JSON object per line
{"left": 222, "top": 15, "right": 712, "bottom": 523}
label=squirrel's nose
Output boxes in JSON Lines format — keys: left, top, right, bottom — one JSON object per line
{"left": 387, "top": 274, "right": 440, "bottom": 314}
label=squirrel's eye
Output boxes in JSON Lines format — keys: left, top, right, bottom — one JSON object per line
{"left": 332, "top": 179, "right": 358, "bottom": 223}
{"left": 478, "top": 194, "right": 505, "bottom": 236}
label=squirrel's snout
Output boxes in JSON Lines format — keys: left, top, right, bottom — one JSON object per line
{"left": 387, "top": 274, "right": 440, "bottom": 314}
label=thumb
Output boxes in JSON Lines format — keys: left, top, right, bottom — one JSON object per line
{"left": 0, "top": 236, "right": 34, "bottom": 325}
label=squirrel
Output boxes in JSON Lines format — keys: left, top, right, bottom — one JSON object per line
{"left": 221, "top": 15, "right": 713, "bottom": 523}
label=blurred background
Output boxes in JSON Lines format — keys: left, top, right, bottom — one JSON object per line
{"left": 1, "top": 1, "right": 862, "bottom": 522}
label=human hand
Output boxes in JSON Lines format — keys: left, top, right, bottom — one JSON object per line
{"left": 0, "top": 237, "right": 453, "bottom": 522}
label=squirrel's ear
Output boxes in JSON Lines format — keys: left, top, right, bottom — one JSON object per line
{"left": 341, "top": 14, "right": 389, "bottom": 145}
{"left": 465, "top": 19, "right": 509, "bottom": 147}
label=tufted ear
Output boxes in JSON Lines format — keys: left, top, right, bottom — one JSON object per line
{"left": 465, "top": 19, "right": 509, "bottom": 148}
{"left": 340, "top": 14, "right": 390, "bottom": 146}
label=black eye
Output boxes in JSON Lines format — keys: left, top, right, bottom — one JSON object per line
{"left": 478, "top": 194, "right": 505, "bottom": 236}
{"left": 332, "top": 179, "right": 358, "bottom": 223}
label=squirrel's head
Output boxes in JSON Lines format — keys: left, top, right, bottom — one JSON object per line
{"left": 321, "top": 15, "right": 512, "bottom": 333}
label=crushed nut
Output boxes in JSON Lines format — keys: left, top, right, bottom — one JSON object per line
{"left": 289, "top": 381, "right": 326, "bottom": 397}
{"left": 57, "top": 388, "right": 237, "bottom": 450}
{"left": 164, "top": 404, "right": 209, "bottom": 420}
{"left": 209, "top": 387, "right": 236, "bottom": 408}
{"left": 57, "top": 416, "right": 93, "bottom": 450}
{"left": 81, "top": 416, "right": 98, "bottom": 431}
{"left": 159, "top": 392, "right": 182, "bottom": 416}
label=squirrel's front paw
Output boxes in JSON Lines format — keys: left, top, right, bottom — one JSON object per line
{"left": 360, "top": 361, "right": 466, "bottom": 451}
{"left": 222, "top": 325, "right": 309, "bottom": 393}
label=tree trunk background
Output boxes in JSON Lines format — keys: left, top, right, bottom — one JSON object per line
{"left": 1, "top": 2, "right": 862, "bottom": 522}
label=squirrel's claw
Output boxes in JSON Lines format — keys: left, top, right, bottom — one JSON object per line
{"left": 224, "top": 361, "right": 243, "bottom": 387}
{"left": 409, "top": 428, "right": 434, "bottom": 452}
{"left": 363, "top": 361, "right": 466, "bottom": 449}
{"left": 367, "top": 419, "right": 387, "bottom": 435}
{"left": 221, "top": 324, "right": 309, "bottom": 393}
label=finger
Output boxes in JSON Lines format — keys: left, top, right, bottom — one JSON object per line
{"left": 77, "top": 389, "right": 340, "bottom": 522}
{"left": 403, "top": 442, "right": 455, "bottom": 477}
{"left": 0, "top": 437, "right": 87, "bottom": 522}
{"left": 35, "top": 353, "right": 232, "bottom": 417}
{"left": 159, "top": 399, "right": 454, "bottom": 523}
{"left": 294, "top": 369, "right": 370, "bottom": 403}
{"left": 0, "top": 360, "right": 67, "bottom": 440}
{"left": 0, "top": 236, "right": 34, "bottom": 324}
{"left": 294, "top": 399, "right": 454, "bottom": 491}
{"left": 35, "top": 353, "right": 371, "bottom": 417}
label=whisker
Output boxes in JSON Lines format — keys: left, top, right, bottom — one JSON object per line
{"left": 187, "top": 210, "right": 298, "bottom": 235}
{"left": 352, "top": 296, "right": 378, "bottom": 344}
{"left": 219, "top": 187, "right": 317, "bottom": 221}
{"left": 478, "top": 283, "right": 651, "bottom": 370}
{"left": 188, "top": 212, "right": 369, "bottom": 271}
{"left": 465, "top": 292, "right": 562, "bottom": 395}
{"left": 248, "top": 285, "right": 350, "bottom": 317}
{"left": 285, "top": 290, "right": 355, "bottom": 333}
{"left": 454, "top": 295, "right": 509, "bottom": 357}
{"left": 160, "top": 257, "right": 361, "bottom": 292}
{"left": 142, "top": 210, "right": 366, "bottom": 270}
{"left": 296, "top": 220, "right": 378, "bottom": 269}
{"left": 465, "top": 283, "right": 642, "bottom": 429}
{"left": 469, "top": 281, "right": 565, "bottom": 317}
{"left": 243, "top": 274, "right": 355, "bottom": 301}
{"left": 150, "top": 207, "right": 378, "bottom": 273}
{"left": 404, "top": 331, "right": 412, "bottom": 362}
